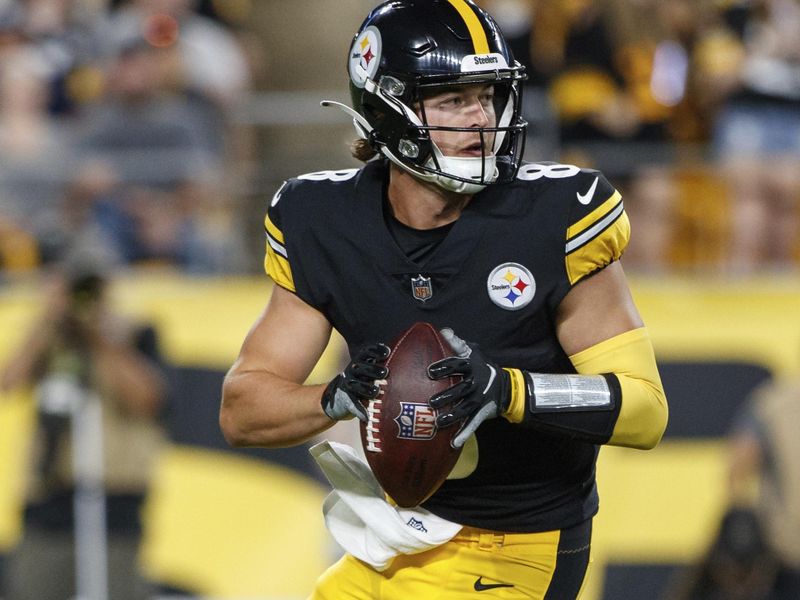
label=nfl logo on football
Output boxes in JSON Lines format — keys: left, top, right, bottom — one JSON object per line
{"left": 395, "top": 402, "right": 436, "bottom": 440}
{"left": 411, "top": 274, "right": 433, "bottom": 302}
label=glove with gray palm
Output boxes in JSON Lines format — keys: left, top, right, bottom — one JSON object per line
{"left": 427, "top": 329, "right": 511, "bottom": 448}
{"left": 321, "top": 343, "right": 391, "bottom": 421}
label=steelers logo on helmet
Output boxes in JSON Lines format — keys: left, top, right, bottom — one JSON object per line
{"left": 487, "top": 262, "right": 535, "bottom": 311}
{"left": 349, "top": 26, "right": 382, "bottom": 88}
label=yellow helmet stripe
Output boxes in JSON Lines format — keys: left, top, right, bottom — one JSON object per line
{"left": 446, "top": 0, "right": 490, "bottom": 54}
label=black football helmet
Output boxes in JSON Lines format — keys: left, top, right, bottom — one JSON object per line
{"left": 323, "top": 0, "right": 527, "bottom": 194}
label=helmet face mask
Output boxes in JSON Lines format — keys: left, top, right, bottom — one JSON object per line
{"left": 342, "top": 0, "right": 528, "bottom": 194}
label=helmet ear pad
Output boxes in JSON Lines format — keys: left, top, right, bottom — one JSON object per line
{"left": 361, "top": 89, "right": 435, "bottom": 167}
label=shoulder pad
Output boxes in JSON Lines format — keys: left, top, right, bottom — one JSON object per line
{"left": 563, "top": 168, "right": 629, "bottom": 285}
{"left": 263, "top": 168, "right": 363, "bottom": 292}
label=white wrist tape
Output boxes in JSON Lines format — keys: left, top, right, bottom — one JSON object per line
{"left": 527, "top": 373, "right": 613, "bottom": 412}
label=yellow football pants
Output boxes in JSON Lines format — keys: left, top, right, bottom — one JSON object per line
{"left": 309, "top": 520, "right": 592, "bottom": 599}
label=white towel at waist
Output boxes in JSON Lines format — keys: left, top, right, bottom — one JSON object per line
{"left": 309, "top": 440, "right": 462, "bottom": 572}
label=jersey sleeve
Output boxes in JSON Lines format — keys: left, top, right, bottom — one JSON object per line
{"left": 564, "top": 172, "right": 630, "bottom": 286}
{"left": 263, "top": 181, "right": 296, "bottom": 292}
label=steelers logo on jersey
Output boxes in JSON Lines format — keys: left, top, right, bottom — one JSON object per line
{"left": 349, "top": 26, "right": 382, "bottom": 88}
{"left": 487, "top": 262, "right": 535, "bottom": 311}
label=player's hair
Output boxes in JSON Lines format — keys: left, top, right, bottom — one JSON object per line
{"left": 350, "top": 138, "right": 379, "bottom": 162}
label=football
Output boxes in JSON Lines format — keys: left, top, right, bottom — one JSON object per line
{"left": 359, "top": 321, "right": 462, "bottom": 507}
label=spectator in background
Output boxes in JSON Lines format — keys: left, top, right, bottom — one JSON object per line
{"left": 105, "top": 0, "right": 254, "bottom": 273}
{"left": 527, "top": 0, "right": 765, "bottom": 274}
{"left": 16, "top": 0, "right": 109, "bottom": 117}
{"left": 74, "top": 29, "right": 244, "bottom": 272}
{"left": 107, "top": 0, "right": 252, "bottom": 148}
{"left": 528, "top": 0, "right": 687, "bottom": 271}
{"left": 663, "top": 367, "right": 800, "bottom": 600}
{"left": 710, "top": 0, "right": 800, "bottom": 274}
{"left": 0, "top": 250, "right": 169, "bottom": 600}
{"left": 60, "top": 160, "right": 231, "bottom": 272}
{"left": 111, "top": 0, "right": 250, "bottom": 108}
{"left": 725, "top": 372, "right": 800, "bottom": 598}
{"left": 0, "top": 0, "right": 252, "bottom": 275}
{"left": 0, "top": 0, "right": 71, "bottom": 272}
{"left": 78, "top": 33, "right": 214, "bottom": 188}
{"left": 604, "top": 0, "right": 741, "bottom": 272}
{"left": 530, "top": 0, "right": 677, "bottom": 155}
{"left": 662, "top": 506, "right": 780, "bottom": 600}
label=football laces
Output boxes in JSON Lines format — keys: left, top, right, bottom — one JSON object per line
{"left": 364, "top": 379, "right": 387, "bottom": 453}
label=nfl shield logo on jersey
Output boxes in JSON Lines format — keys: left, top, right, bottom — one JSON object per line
{"left": 411, "top": 274, "right": 433, "bottom": 302}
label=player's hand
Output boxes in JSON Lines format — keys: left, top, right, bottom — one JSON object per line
{"left": 321, "top": 342, "right": 391, "bottom": 422}
{"left": 427, "top": 329, "right": 510, "bottom": 448}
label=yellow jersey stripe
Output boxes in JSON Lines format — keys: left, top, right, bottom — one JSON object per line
{"left": 264, "top": 214, "right": 284, "bottom": 245}
{"left": 565, "top": 209, "right": 630, "bottom": 285}
{"left": 566, "top": 190, "right": 621, "bottom": 242}
{"left": 566, "top": 200, "right": 624, "bottom": 255}
{"left": 264, "top": 244, "right": 295, "bottom": 292}
{"left": 447, "top": 0, "right": 490, "bottom": 54}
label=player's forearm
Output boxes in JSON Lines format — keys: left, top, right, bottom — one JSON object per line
{"left": 503, "top": 328, "right": 668, "bottom": 449}
{"left": 220, "top": 368, "right": 334, "bottom": 448}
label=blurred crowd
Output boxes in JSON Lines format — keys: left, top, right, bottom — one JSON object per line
{"left": 482, "top": 0, "right": 800, "bottom": 275}
{"left": 0, "top": 0, "right": 798, "bottom": 280}
{"left": 0, "top": 0, "right": 254, "bottom": 278}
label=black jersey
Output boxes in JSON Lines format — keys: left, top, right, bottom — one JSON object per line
{"left": 264, "top": 159, "right": 629, "bottom": 532}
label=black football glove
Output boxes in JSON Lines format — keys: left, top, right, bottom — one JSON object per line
{"left": 321, "top": 342, "right": 391, "bottom": 422}
{"left": 427, "top": 329, "right": 511, "bottom": 448}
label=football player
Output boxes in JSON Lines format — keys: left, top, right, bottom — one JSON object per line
{"left": 220, "top": 1, "right": 668, "bottom": 598}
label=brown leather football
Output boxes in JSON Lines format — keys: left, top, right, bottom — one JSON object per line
{"left": 359, "top": 321, "right": 462, "bottom": 507}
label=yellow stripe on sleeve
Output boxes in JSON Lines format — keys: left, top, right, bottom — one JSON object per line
{"left": 564, "top": 191, "right": 629, "bottom": 285}
{"left": 565, "top": 210, "right": 630, "bottom": 285}
{"left": 263, "top": 213, "right": 295, "bottom": 291}
{"left": 566, "top": 191, "right": 621, "bottom": 241}
{"left": 446, "top": 0, "right": 490, "bottom": 54}
{"left": 263, "top": 245, "right": 295, "bottom": 292}
{"left": 264, "top": 214, "right": 284, "bottom": 245}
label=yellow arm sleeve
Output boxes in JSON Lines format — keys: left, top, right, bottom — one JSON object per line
{"left": 569, "top": 327, "right": 668, "bottom": 449}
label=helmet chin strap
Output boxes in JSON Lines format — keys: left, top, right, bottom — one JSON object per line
{"left": 427, "top": 146, "right": 498, "bottom": 195}
{"left": 321, "top": 99, "right": 497, "bottom": 195}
